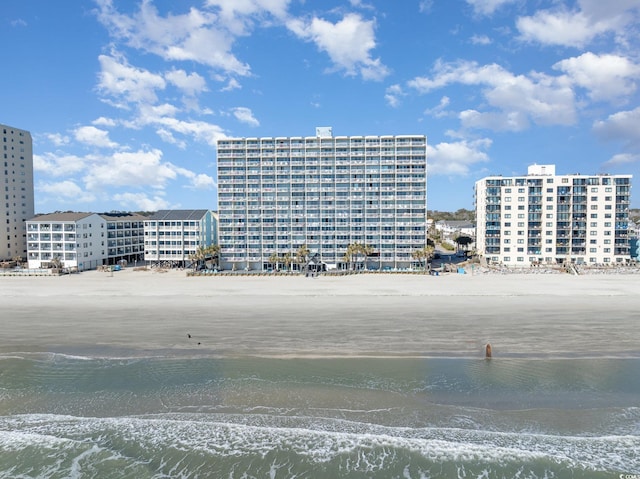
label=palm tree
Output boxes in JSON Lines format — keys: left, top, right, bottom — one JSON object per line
{"left": 189, "top": 246, "right": 207, "bottom": 270}
{"left": 283, "top": 252, "right": 293, "bottom": 272}
{"left": 269, "top": 253, "right": 281, "bottom": 271}
{"left": 344, "top": 243, "right": 374, "bottom": 271}
{"left": 412, "top": 245, "right": 435, "bottom": 273}
{"left": 296, "top": 244, "right": 310, "bottom": 273}
{"left": 190, "top": 244, "right": 220, "bottom": 270}
{"left": 49, "top": 256, "right": 63, "bottom": 271}
{"left": 204, "top": 244, "right": 221, "bottom": 270}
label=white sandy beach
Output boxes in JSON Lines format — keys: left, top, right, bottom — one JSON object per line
{"left": 1, "top": 269, "right": 639, "bottom": 358}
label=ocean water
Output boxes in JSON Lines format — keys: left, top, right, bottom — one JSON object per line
{"left": 1, "top": 353, "right": 639, "bottom": 478}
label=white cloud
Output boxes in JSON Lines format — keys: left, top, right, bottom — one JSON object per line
{"left": 516, "top": 1, "right": 640, "bottom": 48}
{"left": 112, "top": 192, "right": 171, "bottom": 211}
{"left": 155, "top": 128, "right": 187, "bottom": 149}
{"left": 427, "top": 138, "right": 492, "bottom": 175}
{"left": 33, "top": 153, "right": 87, "bottom": 177}
{"left": 602, "top": 153, "right": 640, "bottom": 167}
{"left": 74, "top": 126, "right": 118, "bottom": 148}
{"left": 189, "top": 173, "right": 216, "bottom": 189}
{"left": 92, "top": 117, "right": 117, "bottom": 127}
{"left": 470, "top": 34, "right": 492, "bottom": 45}
{"left": 205, "top": 0, "right": 291, "bottom": 34}
{"left": 124, "top": 103, "right": 226, "bottom": 147}
{"left": 173, "top": 167, "right": 216, "bottom": 190}
{"left": 287, "top": 13, "right": 389, "bottom": 81}
{"left": 97, "top": 53, "right": 166, "bottom": 105}
{"left": 419, "top": 1, "right": 434, "bottom": 14}
{"left": 165, "top": 69, "right": 208, "bottom": 96}
{"left": 408, "top": 60, "right": 576, "bottom": 131}
{"left": 83, "top": 149, "right": 177, "bottom": 190}
{"left": 38, "top": 180, "right": 96, "bottom": 203}
{"left": 45, "top": 133, "right": 70, "bottom": 146}
{"left": 424, "top": 96, "right": 451, "bottom": 118}
{"left": 231, "top": 107, "right": 260, "bottom": 126}
{"left": 593, "top": 106, "right": 640, "bottom": 147}
{"left": 459, "top": 109, "right": 530, "bottom": 131}
{"left": 385, "top": 84, "right": 405, "bottom": 107}
{"left": 466, "top": 0, "right": 517, "bottom": 16}
{"left": 220, "top": 78, "right": 242, "bottom": 92}
{"left": 517, "top": 10, "right": 609, "bottom": 48}
{"left": 95, "top": 0, "right": 251, "bottom": 76}
{"left": 553, "top": 52, "right": 640, "bottom": 102}
{"left": 11, "top": 18, "right": 27, "bottom": 27}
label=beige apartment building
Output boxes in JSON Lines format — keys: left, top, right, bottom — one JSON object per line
{"left": 1, "top": 123, "right": 34, "bottom": 261}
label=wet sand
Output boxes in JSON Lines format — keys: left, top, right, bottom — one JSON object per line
{"left": 2, "top": 269, "right": 639, "bottom": 358}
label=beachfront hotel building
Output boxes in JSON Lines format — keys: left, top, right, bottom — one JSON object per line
{"left": 143, "top": 210, "right": 218, "bottom": 267}
{"left": 26, "top": 212, "right": 147, "bottom": 270}
{"left": 1, "top": 123, "right": 34, "bottom": 261}
{"left": 475, "top": 164, "right": 632, "bottom": 266}
{"left": 217, "top": 127, "right": 427, "bottom": 271}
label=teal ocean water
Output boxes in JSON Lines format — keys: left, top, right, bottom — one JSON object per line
{"left": 1, "top": 353, "right": 639, "bottom": 478}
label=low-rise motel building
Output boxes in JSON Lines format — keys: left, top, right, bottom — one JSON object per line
{"left": 143, "top": 210, "right": 218, "bottom": 268}
{"left": 475, "top": 164, "right": 632, "bottom": 266}
{"left": 26, "top": 212, "right": 146, "bottom": 270}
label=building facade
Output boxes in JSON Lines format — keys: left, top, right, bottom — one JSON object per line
{"left": 143, "top": 210, "right": 217, "bottom": 267}
{"left": 26, "top": 212, "right": 147, "bottom": 270}
{"left": 217, "top": 128, "right": 427, "bottom": 271}
{"left": 27, "top": 213, "right": 105, "bottom": 270}
{"left": 1, "top": 123, "right": 34, "bottom": 260}
{"left": 101, "top": 212, "right": 146, "bottom": 266}
{"left": 475, "top": 165, "right": 632, "bottom": 266}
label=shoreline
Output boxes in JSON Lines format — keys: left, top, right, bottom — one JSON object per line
{"left": 3, "top": 269, "right": 640, "bottom": 359}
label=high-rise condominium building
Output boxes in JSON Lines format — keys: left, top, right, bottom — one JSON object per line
{"left": 475, "top": 164, "right": 632, "bottom": 266}
{"left": 217, "top": 128, "right": 427, "bottom": 271}
{"left": 1, "top": 123, "right": 34, "bottom": 261}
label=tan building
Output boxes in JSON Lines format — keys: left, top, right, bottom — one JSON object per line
{"left": 1, "top": 123, "right": 34, "bottom": 261}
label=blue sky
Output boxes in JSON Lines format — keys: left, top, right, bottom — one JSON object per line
{"left": 1, "top": 0, "right": 639, "bottom": 213}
